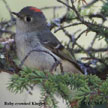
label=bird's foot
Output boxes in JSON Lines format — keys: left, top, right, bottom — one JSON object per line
{"left": 49, "top": 60, "right": 60, "bottom": 73}
{"left": 59, "top": 62, "right": 64, "bottom": 75}
{"left": 50, "top": 61, "right": 64, "bottom": 74}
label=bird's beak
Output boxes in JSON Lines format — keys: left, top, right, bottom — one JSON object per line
{"left": 12, "top": 12, "right": 22, "bottom": 19}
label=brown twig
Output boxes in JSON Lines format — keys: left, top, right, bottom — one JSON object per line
{"left": 2, "top": 0, "right": 14, "bottom": 20}
{"left": 54, "top": 22, "right": 82, "bottom": 33}
{"left": 74, "top": 47, "right": 108, "bottom": 53}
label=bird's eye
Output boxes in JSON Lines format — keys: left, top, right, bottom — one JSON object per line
{"left": 24, "top": 16, "right": 32, "bottom": 23}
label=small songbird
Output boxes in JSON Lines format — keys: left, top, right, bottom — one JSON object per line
{"left": 12, "top": 6, "right": 82, "bottom": 74}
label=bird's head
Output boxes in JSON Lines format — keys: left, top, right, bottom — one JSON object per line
{"left": 12, "top": 6, "right": 47, "bottom": 32}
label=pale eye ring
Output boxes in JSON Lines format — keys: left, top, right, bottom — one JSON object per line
{"left": 24, "top": 16, "right": 32, "bottom": 23}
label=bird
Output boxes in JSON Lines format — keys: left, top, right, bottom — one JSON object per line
{"left": 12, "top": 6, "right": 82, "bottom": 74}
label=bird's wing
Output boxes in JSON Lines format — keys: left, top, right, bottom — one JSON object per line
{"left": 37, "top": 30, "right": 82, "bottom": 72}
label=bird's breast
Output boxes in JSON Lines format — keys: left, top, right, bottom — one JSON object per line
{"left": 15, "top": 32, "right": 60, "bottom": 71}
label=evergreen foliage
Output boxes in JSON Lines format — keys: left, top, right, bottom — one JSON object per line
{"left": 8, "top": 67, "right": 108, "bottom": 108}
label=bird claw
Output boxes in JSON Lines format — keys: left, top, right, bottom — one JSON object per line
{"left": 49, "top": 60, "right": 64, "bottom": 74}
